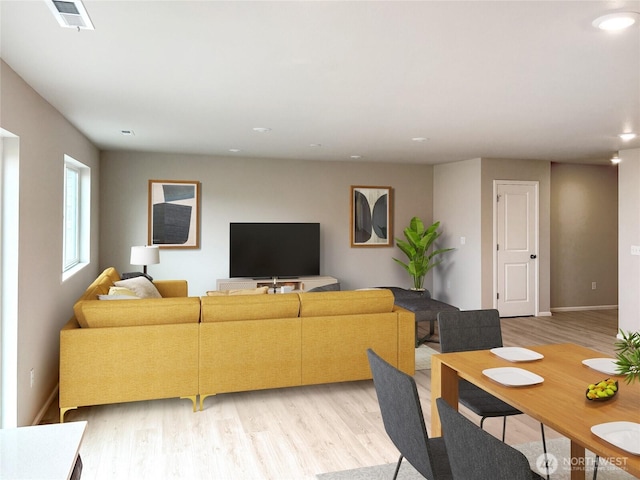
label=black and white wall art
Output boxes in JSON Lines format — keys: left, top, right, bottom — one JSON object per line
{"left": 148, "top": 180, "right": 200, "bottom": 248}
{"left": 350, "top": 185, "right": 392, "bottom": 247}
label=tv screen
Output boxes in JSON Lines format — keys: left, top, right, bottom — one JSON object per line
{"left": 229, "top": 223, "right": 320, "bottom": 278}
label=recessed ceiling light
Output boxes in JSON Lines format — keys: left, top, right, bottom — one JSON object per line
{"left": 350, "top": 155, "right": 362, "bottom": 159}
{"left": 593, "top": 12, "right": 639, "bottom": 31}
{"left": 229, "top": 148, "right": 241, "bottom": 153}
{"left": 611, "top": 154, "right": 621, "bottom": 164}
{"left": 252, "top": 127, "right": 271, "bottom": 133}
{"left": 120, "top": 129, "right": 135, "bottom": 136}
{"left": 411, "top": 137, "right": 428, "bottom": 142}
{"left": 309, "top": 143, "right": 322, "bottom": 148}
{"left": 619, "top": 132, "right": 637, "bottom": 141}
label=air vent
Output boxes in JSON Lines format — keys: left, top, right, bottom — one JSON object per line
{"left": 46, "top": 0, "right": 94, "bottom": 30}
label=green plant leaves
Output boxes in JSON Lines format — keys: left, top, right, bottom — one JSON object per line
{"left": 392, "top": 217, "right": 454, "bottom": 289}
{"left": 615, "top": 330, "right": 640, "bottom": 384}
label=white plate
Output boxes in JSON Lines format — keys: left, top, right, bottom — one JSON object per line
{"left": 482, "top": 367, "right": 544, "bottom": 386}
{"left": 591, "top": 422, "right": 640, "bottom": 455}
{"left": 490, "top": 347, "right": 544, "bottom": 362}
{"left": 582, "top": 358, "right": 619, "bottom": 376}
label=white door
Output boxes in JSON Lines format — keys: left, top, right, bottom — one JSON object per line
{"left": 495, "top": 182, "right": 538, "bottom": 317}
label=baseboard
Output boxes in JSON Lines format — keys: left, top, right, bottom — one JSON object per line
{"left": 537, "top": 311, "right": 552, "bottom": 317}
{"left": 550, "top": 305, "right": 618, "bottom": 313}
{"left": 32, "top": 383, "right": 59, "bottom": 426}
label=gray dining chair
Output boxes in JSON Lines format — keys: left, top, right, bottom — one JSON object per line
{"left": 436, "top": 309, "right": 549, "bottom": 478}
{"left": 436, "top": 398, "right": 545, "bottom": 480}
{"left": 367, "top": 349, "right": 453, "bottom": 480}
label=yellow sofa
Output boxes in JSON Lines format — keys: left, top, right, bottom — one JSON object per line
{"left": 59, "top": 267, "right": 201, "bottom": 422}
{"left": 198, "top": 289, "right": 415, "bottom": 409}
{"left": 61, "top": 269, "right": 415, "bottom": 420}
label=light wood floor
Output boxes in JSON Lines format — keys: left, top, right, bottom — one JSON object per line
{"left": 45, "top": 309, "right": 620, "bottom": 480}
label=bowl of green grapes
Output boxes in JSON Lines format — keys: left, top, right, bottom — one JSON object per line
{"left": 586, "top": 378, "right": 618, "bottom": 401}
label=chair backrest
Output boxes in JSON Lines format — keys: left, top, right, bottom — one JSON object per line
{"left": 437, "top": 309, "right": 503, "bottom": 353}
{"left": 366, "top": 349, "right": 439, "bottom": 479}
{"left": 436, "top": 398, "right": 535, "bottom": 480}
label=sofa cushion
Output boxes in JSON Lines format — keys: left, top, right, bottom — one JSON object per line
{"left": 205, "top": 287, "right": 269, "bottom": 296}
{"left": 298, "top": 289, "right": 394, "bottom": 317}
{"left": 74, "top": 267, "right": 121, "bottom": 327}
{"left": 98, "top": 295, "right": 139, "bottom": 301}
{"left": 201, "top": 294, "right": 300, "bottom": 322}
{"left": 78, "top": 297, "right": 201, "bottom": 328}
{"left": 114, "top": 276, "right": 162, "bottom": 299}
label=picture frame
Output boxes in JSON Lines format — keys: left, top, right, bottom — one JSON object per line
{"left": 148, "top": 180, "right": 201, "bottom": 249}
{"left": 350, "top": 185, "right": 392, "bottom": 247}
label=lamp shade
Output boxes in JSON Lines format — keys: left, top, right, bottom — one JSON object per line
{"left": 130, "top": 245, "right": 160, "bottom": 266}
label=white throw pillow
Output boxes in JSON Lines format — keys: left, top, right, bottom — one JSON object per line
{"left": 98, "top": 294, "right": 140, "bottom": 300}
{"left": 108, "top": 286, "right": 138, "bottom": 297}
{"left": 114, "top": 276, "right": 162, "bottom": 299}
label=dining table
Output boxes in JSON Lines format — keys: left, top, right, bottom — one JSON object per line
{"left": 430, "top": 343, "right": 640, "bottom": 480}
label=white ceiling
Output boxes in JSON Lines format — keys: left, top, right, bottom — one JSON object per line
{"left": 1, "top": 0, "right": 639, "bottom": 165}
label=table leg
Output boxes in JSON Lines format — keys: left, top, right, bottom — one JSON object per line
{"left": 430, "top": 355, "right": 458, "bottom": 437}
{"left": 570, "top": 440, "right": 586, "bottom": 480}
{"left": 415, "top": 319, "right": 440, "bottom": 346}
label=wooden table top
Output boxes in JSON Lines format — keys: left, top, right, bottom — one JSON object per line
{"left": 431, "top": 343, "right": 640, "bottom": 477}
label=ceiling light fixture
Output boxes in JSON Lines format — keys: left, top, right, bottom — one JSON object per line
{"left": 411, "top": 137, "right": 428, "bottom": 142}
{"left": 252, "top": 127, "right": 271, "bottom": 133}
{"left": 619, "top": 132, "right": 637, "bottom": 141}
{"left": 309, "top": 143, "right": 322, "bottom": 148}
{"left": 611, "top": 153, "right": 621, "bottom": 164}
{"left": 350, "top": 155, "right": 362, "bottom": 159}
{"left": 46, "top": 0, "right": 95, "bottom": 30}
{"left": 228, "top": 148, "right": 241, "bottom": 153}
{"left": 592, "top": 12, "right": 639, "bottom": 31}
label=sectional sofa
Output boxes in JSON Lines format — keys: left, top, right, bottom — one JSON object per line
{"left": 60, "top": 268, "right": 415, "bottom": 421}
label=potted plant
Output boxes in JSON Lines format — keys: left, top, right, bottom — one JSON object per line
{"left": 393, "top": 217, "right": 454, "bottom": 291}
{"left": 615, "top": 330, "right": 640, "bottom": 384}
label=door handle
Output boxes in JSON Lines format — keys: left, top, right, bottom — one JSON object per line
{"left": 530, "top": 254, "right": 537, "bottom": 259}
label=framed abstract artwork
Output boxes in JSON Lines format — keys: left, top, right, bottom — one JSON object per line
{"left": 350, "top": 185, "right": 392, "bottom": 247}
{"left": 148, "top": 180, "right": 201, "bottom": 249}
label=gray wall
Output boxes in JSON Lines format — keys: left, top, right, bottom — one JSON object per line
{"left": 432, "top": 158, "right": 482, "bottom": 309}
{"left": 551, "top": 163, "right": 618, "bottom": 309}
{"left": 618, "top": 148, "right": 640, "bottom": 335}
{"left": 99, "top": 151, "right": 434, "bottom": 295}
{"left": 433, "top": 157, "right": 552, "bottom": 313}
{"left": 1, "top": 61, "right": 100, "bottom": 426}
{"left": 435, "top": 157, "right": 620, "bottom": 314}
{"left": 481, "top": 158, "right": 551, "bottom": 314}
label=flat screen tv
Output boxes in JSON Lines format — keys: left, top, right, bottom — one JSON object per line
{"left": 229, "top": 222, "right": 320, "bottom": 278}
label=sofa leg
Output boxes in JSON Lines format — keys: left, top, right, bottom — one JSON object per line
{"left": 60, "top": 406, "right": 77, "bottom": 423}
{"left": 181, "top": 395, "right": 198, "bottom": 413}
{"left": 199, "top": 393, "right": 216, "bottom": 411}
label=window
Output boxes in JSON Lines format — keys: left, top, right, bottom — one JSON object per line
{"left": 63, "top": 164, "right": 80, "bottom": 269}
{"left": 62, "top": 155, "right": 90, "bottom": 278}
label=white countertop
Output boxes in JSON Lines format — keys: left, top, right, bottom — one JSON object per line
{"left": 0, "top": 421, "right": 87, "bottom": 480}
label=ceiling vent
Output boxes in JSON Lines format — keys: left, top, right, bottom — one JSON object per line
{"left": 45, "top": 0, "right": 94, "bottom": 30}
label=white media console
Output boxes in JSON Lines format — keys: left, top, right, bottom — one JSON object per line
{"left": 216, "top": 276, "right": 338, "bottom": 293}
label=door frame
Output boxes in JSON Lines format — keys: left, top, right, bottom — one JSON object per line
{"left": 492, "top": 180, "right": 540, "bottom": 316}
